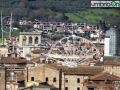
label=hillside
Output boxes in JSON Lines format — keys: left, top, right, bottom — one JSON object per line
{"left": 57, "top": 9, "right": 120, "bottom": 25}
{"left": 0, "top": 0, "right": 120, "bottom": 39}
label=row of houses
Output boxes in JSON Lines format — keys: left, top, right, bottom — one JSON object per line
{"left": 1, "top": 59, "right": 120, "bottom": 90}
{"left": 19, "top": 20, "right": 97, "bottom": 33}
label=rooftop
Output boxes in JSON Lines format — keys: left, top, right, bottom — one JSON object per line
{"left": 0, "top": 57, "right": 34, "bottom": 64}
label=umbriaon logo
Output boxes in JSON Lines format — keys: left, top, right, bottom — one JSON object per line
{"left": 91, "top": 1, "right": 120, "bottom": 7}
{"left": 111, "top": 1, "right": 119, "bottom": 7}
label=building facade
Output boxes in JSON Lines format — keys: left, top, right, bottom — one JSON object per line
{"left": 0, "top": 67, "right": 6, "bottom": 90}
{"left": 24, "top": 64, "right": 103, "bottom": 90}
{"left": 19, "top": 31, "right": 42, "bottom": 47}
{"left": 104, "top": 28, "right": 120, "bottom": 56}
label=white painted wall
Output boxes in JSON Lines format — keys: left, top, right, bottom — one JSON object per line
{"left": 104, "top": 38, "right": 110, "bottom": 56}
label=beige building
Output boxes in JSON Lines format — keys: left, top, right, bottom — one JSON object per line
{"left": 24, "top": 64, "right": 103, "bottom": 90}
{"left": 0, "top": 67, "right": 6, "bottom": 90}
{"left": 19, "top": 31, "right": 42, "bottom": 47}
{"left": 16, "top": 31, "right": 42, "bottom": 57}
{"left": 0, "top": 46, "right": 8, "bottom": 57}
{"left": 104, "top": 60, "right": 120, "bottom": 77}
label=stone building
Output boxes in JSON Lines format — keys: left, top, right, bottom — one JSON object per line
{"left": 83, "top": 72, "right": 120, "bottom": 90}
{"left": 24, "top": 64, "right": 103, "bottom": 90}
{"left": 0, "top": 67, "right": 6, "bottom": 90}
{"left": 104, "top": 60, "right": 120, "bottom": 77}
{"left": 19, "top": 31, "right": 42, "bottom": 47}
{"left": 17, "top": 31, "right": 42, "bottom": 57}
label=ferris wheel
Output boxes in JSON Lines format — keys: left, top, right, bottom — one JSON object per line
{"left": 46, "top": 35, "right": 101, "bottom": 67}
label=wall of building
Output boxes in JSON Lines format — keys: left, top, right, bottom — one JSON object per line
{"left": 65, "top": 75, "right": 88, "bottom": 90}
{"left": 25, "top": 64, "right": 65, "bottom": 90}
{"left": 0, "top": 68, "right": 6, "bottom": 90}
{"left": 104, "top": 65, "right": 120, "bottom": 77}
{"left": 104, "top": 38, "right": 110, "bottom": 56}
{"left": 24, "top": 64, "right": 93, "bottom": 90}
{"left": 19, "top": 32, "right": 42, "bottom": 47}
{"left": 0, "top": 47, "right": 8, "bottom": 57}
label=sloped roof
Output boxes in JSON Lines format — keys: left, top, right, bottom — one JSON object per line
{"left": 88, "top": 72, "right": 120, "bottom": 81}
{"left": 104, "top": 60, "right": 120, "bottom": 66}
{"left": 31, "top": 49, "right": 65, "bottom": 54}
{"left": 0, "top": 57, "right": 34, "bottom": 64}
{"left": 44, "top": 64, "right": 103, "bottom": 75}
{"left": 82, "top": 28, "right": 94, "bottom": 31}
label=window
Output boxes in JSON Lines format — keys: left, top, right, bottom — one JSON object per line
{"left": 53, "top": 78, "right": 56, "bottom": 82}
{"left": 77, "top": 78, "right": 80, "bottom": 83}
{"left": 65, "top": 78, "right": 68, "bottom": 83}
{"left": 46, "top": 77, "right": 48, "bottom": 82}
{"left": 35, "top": 37, "right": 38, "bottom": 44}
{"left": 65, "top": 87, "right": 68, "bottom": 90}
{"left": 31, "top": 77, "right": 34, "bottom": 81}
{"left": 112, "top": 66, "right": 113, "bottom": 69}
{"left": 77, "top": 87, "right": 80, "bottom": 90}
{"left": 29, "top": 37, "right": 32, "bottom": 43}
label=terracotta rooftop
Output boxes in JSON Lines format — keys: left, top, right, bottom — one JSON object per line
{"left": 104, "top": 60, "right": 120, "bottom": 66}
{"left": 0, "top": 57, "right": 34, "bottom": 64}
{"left": 82, "top": 28, "right": 94, "bottom": 31}
{"left": 31, "top": 49, "right": 49, "bottom": 54}
{"left": 31, "top": 49, "right": 65, "bottom": 54}
{"left": 88, "top": 72, "right": 120, "bottom": 81}
{"left": 44, "top": 64, "right": 103, "bottom": 75}
{"left": 31, "top": 57, "right": 46, "bottom": 63}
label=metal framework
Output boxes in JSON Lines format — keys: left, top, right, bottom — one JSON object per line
{"left": 46, "top": 35, "right": 101, "bottom": 67}
{"left": 1, "top": 10, "right": 12, "bottom": 44}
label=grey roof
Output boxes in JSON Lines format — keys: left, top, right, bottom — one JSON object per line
{"left": 103, "top": 56, "right": 120, "bottom": 61}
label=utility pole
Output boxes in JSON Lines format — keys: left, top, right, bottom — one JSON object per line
{"left": 1, "top": 10, "right": 3, "bottom": 45}
{"left": 9, "top": 12, "right": 12, "bottom": 39}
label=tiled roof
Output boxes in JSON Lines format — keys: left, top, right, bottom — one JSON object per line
{"left": 0, "top": 57, "right": 34, "bottom": 64}
{"left": 31, "top": 49, "right": 83, "bottom": 55}
{"left": 88, "top": 72, "right": 120, "bottom": 81}
{"left": 10, "top": 37, "right": 16, "bottom": 41}
{"left": 31, "top": 57, "right": 46, "bottom": 63}
{"left": 104, "top": 60, "right": 120, "bottom": 66}
{"left": 82, "top": 28, "right": 94, "bottom": 31}
{"left": 44, "top": 64, "right": 103, "bottom": 75}
{"left": 31, "top": 49, "right": 49, "bottom": 54}
{"left": 48, "top": 40, "right": 61, "bottom": 45}
{"left": 31, "top": 49, "right": 65, "bottom": 54}
{"left": 64, "top": 67, "right": 103, "bottom": 75}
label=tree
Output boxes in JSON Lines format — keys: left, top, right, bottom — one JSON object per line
{"left": 58, "top": 28, "right": 64, "bottom": 35}
{"left": 12, "top": 21, "right": 19, "bottom": 27}
{"left": 98, "top": 20, "right": 107, "bottom": 33}
{"left": 52, "top": 35, "right": 61, "bottom": 41}
{"left": 50, "top": 5, "right": 56, "bottom": 12}
{"left": 62, "top": 13, "right": 69, "bottom": 21}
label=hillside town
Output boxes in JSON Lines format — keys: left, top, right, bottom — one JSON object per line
{"left": 0, "top": 14, "right": 120, "bottom": 90}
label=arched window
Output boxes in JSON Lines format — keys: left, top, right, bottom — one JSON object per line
{"left": 29, "top": 37, "right": 32, "bottom": 43}
{"left": 23, "top": 36, "right": 26, "bottom": 41}
{"left": 35, "top": 37, "right": 38, "bottom": 44}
